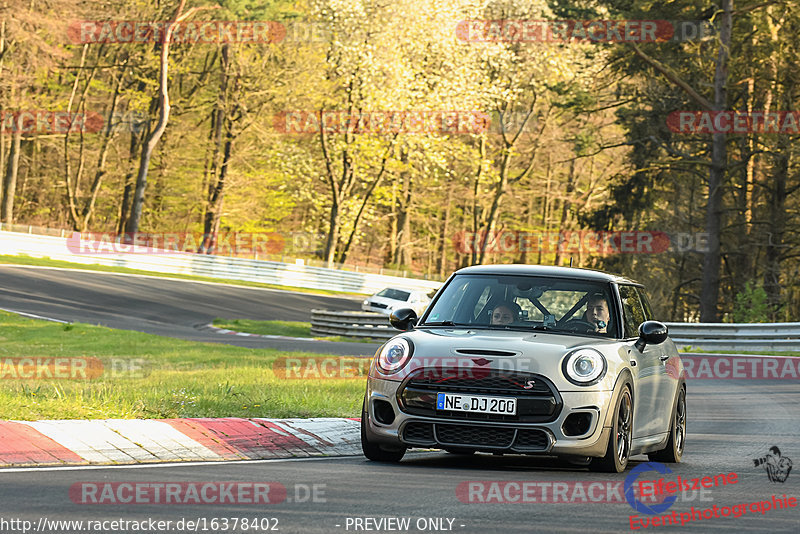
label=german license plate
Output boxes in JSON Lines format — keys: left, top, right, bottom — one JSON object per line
{"left": 436, "top": 393, "right": 517, "bottom": 415}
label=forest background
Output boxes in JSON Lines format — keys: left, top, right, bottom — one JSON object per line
{"left": 1, "top": 0, "right": 798, "bottom": 322}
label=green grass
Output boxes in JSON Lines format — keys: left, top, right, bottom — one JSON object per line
{"left": 211, "top": 318, "right": 379, "bottom": 343}
{"left": 0, "top": 311, "right": 368, "bottom": 420}
{"left": 0, "top": 254, "right": 359, "bottom": 297}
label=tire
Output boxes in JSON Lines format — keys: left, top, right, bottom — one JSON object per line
{"left": 590, "top": 385, "right": 633, "bottom": 473}
{"left": 360, "top": 408, "right": 406, "bottom": 463}
{"left": 648, "top": 386, "right": 686, "bottom": 463}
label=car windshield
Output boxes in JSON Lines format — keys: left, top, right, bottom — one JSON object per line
{"left": 376, "top": 288, "right": 411, "bottom": 301}
{"left": 420, "top": 274, "right": 616, "bottom": 338}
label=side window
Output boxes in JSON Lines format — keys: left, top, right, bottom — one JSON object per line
{"left": 636, "top": 288, "right": 654, "bottom": 321}
{"left": 618, "top": 285, "right": 646, "bottom": 338}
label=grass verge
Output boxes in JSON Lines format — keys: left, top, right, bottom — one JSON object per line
{"left": 0, "top": 254, "right": 359, "bottom": 297}
{"left": 0, "top": 311, "right": 367, "bottom": 420}
{"left": 211, "top": 318, "right": 379, "bottom": 344}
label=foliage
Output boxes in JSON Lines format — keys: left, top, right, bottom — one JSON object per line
{"left": 732, "top": 282, "right": 771, "bottom": 323}
{"left": 2, "top": 0, "right": 800, "bottom": 321}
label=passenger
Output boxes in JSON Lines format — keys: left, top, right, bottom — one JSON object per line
{"left": 583, "top": 293, "right": 610, "bottom": 333}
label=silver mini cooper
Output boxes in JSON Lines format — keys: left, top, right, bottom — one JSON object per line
{"left": 361, "top": 265, "right": 686, "bottom": 472}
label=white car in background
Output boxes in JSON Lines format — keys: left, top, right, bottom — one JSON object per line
{"left": 362, "top": 288, "right": 432, "bottom": 317}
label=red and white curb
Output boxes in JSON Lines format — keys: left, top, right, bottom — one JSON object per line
{"left": 0, "top": 417, "right": 361, "bottom": 467}
{"left": 203, "top": 323, "right": 317, "bottom": 342}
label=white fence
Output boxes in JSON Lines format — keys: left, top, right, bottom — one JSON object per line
{"left": 0, "top": 229, "right": 442, "bottom": 295}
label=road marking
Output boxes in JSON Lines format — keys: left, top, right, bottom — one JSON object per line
{"left": 0, "top": 454, "right": 364, "bottom": 472}
{"left": 0, "top": 306, "right": 70, "bottom": 324}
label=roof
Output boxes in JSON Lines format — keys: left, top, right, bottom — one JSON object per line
{"left": 454, "top": 264, "right": 640, "bottom": 285}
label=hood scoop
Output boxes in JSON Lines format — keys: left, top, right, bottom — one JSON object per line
{"left": 455, "top": 349, "right": 517, "bottom": 357}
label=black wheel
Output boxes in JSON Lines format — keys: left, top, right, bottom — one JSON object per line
{"left": 648, "top": 386, "right": 686, "bottom": 463}
{"left": 590, "top": 385, "right": 632, "bottom": 473}
{"left": 360, "top": 408, "right": 406, "bottom": 462}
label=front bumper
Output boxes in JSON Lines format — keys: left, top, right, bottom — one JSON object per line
{"left": 365, "top": 376, "right": 615, "bottom": 457}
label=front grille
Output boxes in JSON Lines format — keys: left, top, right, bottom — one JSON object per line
{"left": 406, "top": 369, "right": 553, "bottom": 394}
{"left": 401, "top": 422, "right": 550, "bottom": 452}
{"left": 370, "top": 302, "right": 388, "bottom": 309}
{"left": 437, "top": 424, "right": 515, "bottom": 448}
{"left": 403, "top": 422, "right": 435, "bottom": 445}
{"left": 399, "top": 369, "right": 562, "bottom": 423}
{"left": 513, "top": 429, "right": 549, "bottom": 451}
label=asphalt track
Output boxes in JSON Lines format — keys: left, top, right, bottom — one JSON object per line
{"left": 1, "top": 264, "right": 798, "bottom": 532}
{"left": 0, "top": 264, "right": 379, "bottom": 356}
{"left": 1, "top": 377, "right": 798, "bottom": 533}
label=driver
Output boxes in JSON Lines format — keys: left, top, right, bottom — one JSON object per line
{"left": 583, "top": 293, "right": 610, "bottom": 333}
{"left": 491, "top": 301, "right": 521, "bottom": 325}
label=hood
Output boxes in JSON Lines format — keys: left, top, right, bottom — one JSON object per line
{"left": 374, "top": 327, "right": 628, "bottom": 391}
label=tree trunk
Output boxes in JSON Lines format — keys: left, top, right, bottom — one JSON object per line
{"left": 385, "top": 182, "right": 397, "bottom": 264}
{"left": 763, "top": 132, "right": 788, "bottom": 319}
{"left": 438, "top": 183, "right": 453, "bottom": 277}
{"left": 554, "top": 159, "right": 576, "bottom": 266}
{"left": 470, "top": 136, "right": 486, "bottom": 265}
{"left": 338, "top": 137, "right": 396, "bottom": 264}
{"left": 699, "top": 0, "right": 732, "bottom": 322}
{"left": 118, "top": 88, "right": 152, "bottom": 233}
{"left": 477, "top": 147, "right": 510, "bottom": 265}
{"left": 200, "top": 44, "right": 230, "bottom": 253}
{"left": 1, "top": 128, "right": 21, "bottom": 224}
{"left": 202, "top": 135, "right": 233, "bottom": 253}
{"left": 519, "top": 194, "right": 535, "bottom": 264}
{"left": 126, "top": 0, "right": 189, "bottom": 236}
{"left": 393, "top": 152, "right": 412, "bottom": 267}
{"left": 324, "top": 198, "right": 340, "bottom": 265}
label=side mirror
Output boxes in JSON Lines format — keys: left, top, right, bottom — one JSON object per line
{"left": 634, "top": 321, "right": 668, "bottom": 352}
{"left": 390, "top": 308, "right": 418, "bottom": 331}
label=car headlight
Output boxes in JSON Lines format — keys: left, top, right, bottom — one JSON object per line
{"left": 377, "top": 338, "right": 413, "bottom": 374}
{"left": 562, "top": 348, "right": 607, "bottom": 386}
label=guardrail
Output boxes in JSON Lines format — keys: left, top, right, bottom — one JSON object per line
{"left": 0, "top": 229, "right": 442, "bottom": 295}
{"left": 310, "top": 310, "right": 396, "bottom": 341}
{"left": 308, "top": 314, "right": 800, "bottom": 350}
{"left": 665, "top": 322, "right": 800, "bottom": 351}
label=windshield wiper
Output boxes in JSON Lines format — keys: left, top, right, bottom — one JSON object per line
{"left": 483, "top": 324, "right": 553, "bottom": 331}
{"left": 419, "top": 320, "right": 470, "bottom": 327}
